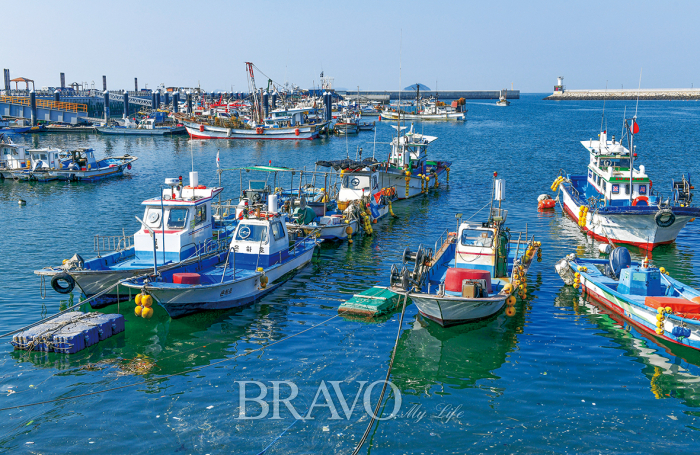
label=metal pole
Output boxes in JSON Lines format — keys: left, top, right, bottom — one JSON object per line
{"left": 161, "top": 186, "right": 166, "bottom": 265}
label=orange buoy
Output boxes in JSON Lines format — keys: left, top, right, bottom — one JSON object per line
{"left": 199, "top": 125, "right": 204, "bottom": 132}
{"left": 294, "top": 128, "right": 300, "bottom": 136}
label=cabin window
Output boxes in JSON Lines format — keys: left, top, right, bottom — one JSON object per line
{"left": 146, "top": 209, "right": 162, "bottom": 228}
{"left": 235, "top": 224, "right": 269, "bottom": 243}
{"left": 639, "top": 185, "right": 647, "bottom": 195}
{"left": 195, "top": 205, "right": 207, "bottom": 225}
{"left": 460, "top": 229, "right": 494, "bottom": 247}
{"left": 271, "top": 222, "right": 285, "bottom": 240}
{"left": 602, "top": 180, "right": 606, "bottom": 191}
{"left": 167, "top": 208, "right": 189, "bottom": 229}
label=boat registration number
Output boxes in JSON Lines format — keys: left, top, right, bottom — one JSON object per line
{"left": 220, "top": 288, "right": 233, "bottom": 297}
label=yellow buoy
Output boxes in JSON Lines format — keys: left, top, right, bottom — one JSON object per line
{"left": 260, "top": 275, "right": 269, "bottom": 289}
{"left": 659, "top": 267, "right": 666, "bottom": 275}
{"left": 506, "top": 295, "right": 516, "bottom": 306}
{"left": 142, "top": 295, "right": 153, "bottom": 308}
{"left": 502, "top": 283, "right": 513, "bottom": 294}
{"left": 573, "top": 282, "right": 579, "bottom": 289}
{"left": 134, "top": 306, "right": 143, "bottom": 317}
{"left": 657, "top": 307, "right": 665, "bottom": 314}
{"left": 656, "top": 328, "right": 664, "bottom": 335}
{"left": 665, "top": 306, "right": 672, "bottom": 314}
{"left": 656, "top": 313, "right": 664, "bottom": 321}
{"left": 505, "top": 306, "right": 516, "bottom": 317}
{"left": 135, "top": 294, "right": 142, "bottom": 306}
{"left": 142, "top": 307, "right": 154, "bottom": 319}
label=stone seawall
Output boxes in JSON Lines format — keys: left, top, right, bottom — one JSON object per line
{"left": 544, "top": 89, "right": 700, "bottom": 100}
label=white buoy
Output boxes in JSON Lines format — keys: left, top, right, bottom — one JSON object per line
{"left": 599, "top": 243, "right": 612, "bottom": 254}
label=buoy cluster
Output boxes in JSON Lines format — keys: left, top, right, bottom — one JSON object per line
{"left": 512, "top": 264, "right": 527, "bottom": 299}
{"left": 404, "top": 171, "right": 411, "bottom": 198}
{"left": 446, "top": 167, "right": 450, "bottom": 183}
{"left": 360, "top": 210, "right": 373, "bottom": 235}
{"left": 524, "top": 241, "right": 541, "bottom": 263}
{"left": 656, "top": 306, "right": 673, "bottom": 335}
{"left": 388, "top": 200, "right": 396, "bottom": 217}
{"left": 578, "top": 206, "right": 589, "bottom": 228}
{"left": 551, "top": 176, "right": 564, "bottom": 191}
{"left": 345, "top": 222, "right": 354, "bottom": 243}
{"left": 134, "top": 292, "right": 154, "bottom": 319}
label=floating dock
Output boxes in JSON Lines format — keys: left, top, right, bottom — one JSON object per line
{"left": 11, "top": 312, "right": 125, "bottom": 354}
{"left": 544, "top": 89, "right": 700, "bottom": 101}
{"left": 338, "top": 287, "right": 405, "bottom": 317}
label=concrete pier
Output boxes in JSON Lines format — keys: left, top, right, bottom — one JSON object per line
{"left": 337, "top": 90, "right": 519, "bottom": 101}
{"left": 544, "top": 89, "right": 700, "bottom": 101}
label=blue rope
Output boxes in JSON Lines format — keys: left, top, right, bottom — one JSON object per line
{"left": 256, "top": 419, "right": 300, "bottom": 455}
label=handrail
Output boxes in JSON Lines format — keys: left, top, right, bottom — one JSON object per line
{"left": 94, "top": 233, "right": 134, "bottom": 257}
{"left": 0, "top": 96, "right": 88, "bottom": 113}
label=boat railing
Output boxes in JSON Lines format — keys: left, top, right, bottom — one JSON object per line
{"left": 434, "top": 227, "right": 451, "bottom": 254}
{"left": 289, "top": 228, "right": 320, "bottom": 256}
{"left": 213, "top": 199, "right": 237, "bottom": 219}
{"left": 187, "top": 237, "right": 230, "bottom": 262}
{"left": 94, "top": 232, "right": 134, "bottom": 257}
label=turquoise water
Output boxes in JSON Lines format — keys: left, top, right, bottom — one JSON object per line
{"left": 2, "top": 95, "right": 700, "bottom": 453}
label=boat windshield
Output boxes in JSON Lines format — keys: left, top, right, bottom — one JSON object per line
{"left": 167, "top": 208, "right": 189, "bottom": 229}
{"left": 235, "top": 224, "right": 269, "bottom": 243}
{"left": 461, "top": 229, "right": 493, "bottom": 247}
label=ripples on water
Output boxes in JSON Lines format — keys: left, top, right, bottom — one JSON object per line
{"left": 1, "top": 95, "right": 700, "bottom": 453}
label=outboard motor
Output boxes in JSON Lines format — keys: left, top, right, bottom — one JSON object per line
{"left": 606, "top": 247, "right": 632, "bottom": 279}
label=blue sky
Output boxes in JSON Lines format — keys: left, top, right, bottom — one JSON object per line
{"left": 3, "top": 0, "right": 699, "bottom": 93}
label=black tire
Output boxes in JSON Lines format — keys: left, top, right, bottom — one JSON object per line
{"left": 51, "top": 273, "right": 75, "bottom": 294}
{"left": 655, "top": 209, "right": 676, "bottom": 228}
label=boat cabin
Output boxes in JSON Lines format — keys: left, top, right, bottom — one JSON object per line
{"left": 581, "top": 131, "right": 653, "bottom": 206}
{"left": 229, "top": 216, "right": 289, "bottom": 268}
{"left": 388, "top": 124, "right": 437, "bottom": 173}
{"left": 454, "top": 219, "right": 509, "bottom": 278}
{"left": 27, "top": 147, "right": 65, "bottom": 171}
{"left": 136, "top": 173, "right": 223, "bottom": 264}
{"left": 0, "top": 138, "right": 29, "bottom": 170}
{"left": 61, "top": 148, "right": 98, "bottom": 171}
{"left": 617, "top": 266, "right": 665, "bottom": 296}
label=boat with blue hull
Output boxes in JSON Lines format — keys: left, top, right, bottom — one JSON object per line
{"left": 9, "top": 148, "right": 138, "bottom": 182}
{"left": 123, "top": 214, "right": 318, "bottom": 318}
{"left": 553, "top": 117, "right": 700, "bottom": 250}
{"left": 35, "top": 172, "right": 236, "bottom": 305}
{"left": 556, "top": 248, "right": 700, "bottom": 351}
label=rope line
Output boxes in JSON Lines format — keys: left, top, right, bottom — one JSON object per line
{"left": 350, "top": 291, "right": 410, "bottom": 455}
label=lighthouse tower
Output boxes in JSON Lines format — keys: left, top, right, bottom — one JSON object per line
{"left": 554, "top": 76, "right": 565, "bottom": 94}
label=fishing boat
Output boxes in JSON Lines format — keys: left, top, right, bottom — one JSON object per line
{"left": 122, "top": 210, "right": 318, "bottom": 318}
{"left": 553, "top": 116, "right": 700, "bottom": 250}
{"left": 96, "top": 115, "right": 185, "bottom": 135}
{"left": 341, "top": 174, "right": 541, "bottom": 326}
{"left": 9, "top": 148, "right": 138, "bottom": 182}
{"left": 0, "top": 134, "right": 30, "bottom": 179}
{"left": 496, "top": 89, "right": 510, "bottom": 107}
{"left": 334, "top": 111, "right": 360, "bottom": 135}
{"left": 380, "top": 104, "right": 466, "bottom": 121}
{"left": 182, "top": 115, "right": 326, "bottom": 140}
{"left": 555, "top": 247, "right": 700, "bottom": 351}
{"left": 323, "top": 123, "right": 450, "bottom": 200}
{"left": 35, "top": 172, "right": 234, "bottom": 306}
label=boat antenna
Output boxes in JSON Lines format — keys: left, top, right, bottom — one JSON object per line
{"left": 397, "top": 29, "right": 402, "bottom": 142}
{"left": 635, "top": 68, "right": 642, "bottom": 118}
{"left": 600, "top": 80, "right": 607, "bottom": 133}
{"left": 372, "top": 123, "right": 377, "bottom": 159}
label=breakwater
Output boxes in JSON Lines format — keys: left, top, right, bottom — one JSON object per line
{"left": 544, "top": 89, "right": 700, "bottom": 100}
{"left": 338, "top": 90, "right": 519, "bottom": 101}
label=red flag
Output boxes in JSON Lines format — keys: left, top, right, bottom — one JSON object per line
{"left": 631, "top": 120, "right": 640, "bottom": 134}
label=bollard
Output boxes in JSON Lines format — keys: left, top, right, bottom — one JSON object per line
{"left": 123, "top": 91, "right": 129, "bottom": 117}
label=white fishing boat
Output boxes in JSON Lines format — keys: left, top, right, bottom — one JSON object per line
{"left": 553, "top": 116, "right": 700, "bottom": 250}
{"left": 9, "top": 148, "right": 138, "bottom": 182}
{"left": 123, "top": 212, "right": 318, "bottom": 318}
{"left": 96, "top": 116, "right": 186, "bottom": 135}
{"left": 0, "top": 134, "right": 30, "bottom": 179}
{"left": 496, "top": 89, "right": 510, "bottom": 106}
{"left": 35, "top": 172, "right": 234, "bottom": 305}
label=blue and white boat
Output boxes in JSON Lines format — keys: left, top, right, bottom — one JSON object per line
{"left": 122, "top": 211, "right": 318, "bottom": 318}
{"left": 553, "top": 116, "right": 700, "bottom": 250}
{"left": 556, "top": 247, "right": 700, "bottom": 351}
{"left": 9, "top": 148, "right": 138, "bottom": 182}
{"left": 35, "top": 172, "right": 234, "bottom": 305}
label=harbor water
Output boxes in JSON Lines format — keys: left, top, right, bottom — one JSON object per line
{"left": 2, "top": 94, "right": 700, "bottom": 453}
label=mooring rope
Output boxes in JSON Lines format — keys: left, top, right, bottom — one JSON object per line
{"left": 350, "top": 291, "right": 410, "bottom": 455}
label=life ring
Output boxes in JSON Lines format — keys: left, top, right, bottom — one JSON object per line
{"left": 256, "top": 127, "right": 263, "bottom": 134}
{"left": 199, "top": 125, "right": 204, "bottom": 132}
{"left": 51, "top": 273, "right": 75, "bottom": 294}
{"left": 632, "top": 196, "right": 649, "bottom": 206}
{"left": 655, "top": 209, "right": 676, "bottom": 228}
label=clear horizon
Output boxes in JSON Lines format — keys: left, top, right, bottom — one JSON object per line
{"left": 3, "top": 0, "right": 699, "bottom": 94}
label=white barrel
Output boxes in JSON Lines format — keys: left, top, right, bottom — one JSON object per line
{"left": 268, "top": 194, "right": 278, "bottom": 213}
{"left": 494, "top": 179, "right": 505, "bottom": 201}
{"left": 599, "top": 243, "right": 612, "bottom": 254}
{"left": 189, "top": 171, "right": 199, "bottom": 187}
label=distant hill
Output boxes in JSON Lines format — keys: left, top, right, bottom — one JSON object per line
{"left": 404, "top": 83, "right": 431, "bottom": 91}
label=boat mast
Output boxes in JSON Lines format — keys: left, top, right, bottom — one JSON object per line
{"left": 628, "top": 118, "right": 635, "bottom": 205}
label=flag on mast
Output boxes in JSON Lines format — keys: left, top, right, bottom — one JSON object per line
{"left": 216, "top": 150, "right": 220, "bottom": 168}
{"left": 631, "top": 120, "right": 640, "bottom": 134}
